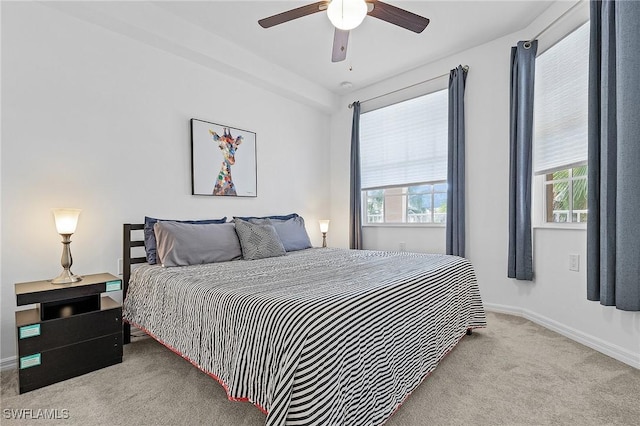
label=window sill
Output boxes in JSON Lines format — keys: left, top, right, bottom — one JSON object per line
{"left": 362, "top": 223, "right": 446, "bottom": 228}
{"left": 533, "top": 223, "right": 587, "bottom": 231}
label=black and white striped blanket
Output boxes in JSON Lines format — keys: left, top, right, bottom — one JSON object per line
{"left": 123, "top": 248, "right": 486, "bottom": 425}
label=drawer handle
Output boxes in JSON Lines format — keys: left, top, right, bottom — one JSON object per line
{"left": 106, "top": 280, "right": 121, "bottom": 292}
{"left": 19, "top": 324, "right": 41, "bottom": 339}
{"left": 20, "top": 353, "right": 41, "bottom": 369}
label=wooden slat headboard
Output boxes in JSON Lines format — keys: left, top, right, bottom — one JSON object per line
{"left": 123, "top": 223, "right": 146, "bottom": 344}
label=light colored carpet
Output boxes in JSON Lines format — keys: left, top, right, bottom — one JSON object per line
{"left": 1, "top": 312, "right": 638, "bottom": 425}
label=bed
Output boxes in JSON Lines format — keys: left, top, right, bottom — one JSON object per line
{"left": 122, "top": 221, "right": 486, "bottom": 425}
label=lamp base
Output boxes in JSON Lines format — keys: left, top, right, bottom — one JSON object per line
{"left": 51, "top": 269, "right": 82, "bottom": 285}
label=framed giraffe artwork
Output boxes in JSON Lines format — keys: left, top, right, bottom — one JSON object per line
{"left": 191, "top": 118, "right": 257, "bottom": 197}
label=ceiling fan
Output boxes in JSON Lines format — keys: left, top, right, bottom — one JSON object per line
{"left": 258, "top": 0, "right": 430, "bottom": 63}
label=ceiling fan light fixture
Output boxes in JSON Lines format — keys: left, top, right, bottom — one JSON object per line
{"left": 327, "top": 0, "right": 368, "bottom": 31}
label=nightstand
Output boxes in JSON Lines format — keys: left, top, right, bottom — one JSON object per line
{"left": 15, "top": 273, "right": 123, "bottom": 394}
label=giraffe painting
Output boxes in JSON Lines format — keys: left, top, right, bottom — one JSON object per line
{"left": 210, "top": 128, "right": 243, "bottom": 196}
{"left": 191, "top": 119, "right": 256, "bottom": 197}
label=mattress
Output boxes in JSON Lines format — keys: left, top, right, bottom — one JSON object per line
{"left": 123, "top": 248, "right": 486, "bottom": 425}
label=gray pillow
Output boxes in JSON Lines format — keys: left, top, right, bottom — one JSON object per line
{"left": 234, "top": 213, "right": 298, "bottom": 221}
{"left": 249, "top": 217, "right": 312, "bottom": 252}
{"left": 154, "top": 221, "right": 242, "bottom": 267}
{"left": 144, "top": 216, "right": 227, "bottom": 265}
{"left": 234, "top": 219, "right": 286, "bottom": 260}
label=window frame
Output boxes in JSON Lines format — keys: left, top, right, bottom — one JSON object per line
{"left": 532, "top": 19, "right": 590, "bottom": 231}
{"left": 359, "top": 80, "right": 449, "bottom": 227}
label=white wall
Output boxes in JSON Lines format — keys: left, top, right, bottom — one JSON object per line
{"left": 329, "top": 2, "right": 639, "bottom": 367}
{"left": 0, "top": 2, "right": 330, "bottom": 363}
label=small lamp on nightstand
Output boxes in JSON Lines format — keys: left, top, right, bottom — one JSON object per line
{"left": 319, "top": 220, "right": 330, "bottom": 248}
{"left": 51, "top": 208, "right": 82, "bottom": 284}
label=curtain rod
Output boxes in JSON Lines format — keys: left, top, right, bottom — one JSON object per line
{"left": 524, "top": 0, "right": 584, "bottom": 49}
{"left": 348, "top": 65, "right": 469, "bottom": 109}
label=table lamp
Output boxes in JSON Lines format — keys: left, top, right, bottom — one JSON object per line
{"left": 319, "top": 220, "right": 330, "bottom": 248}
{"left": 51, "top": 208, "right": 82, "bottom": 284}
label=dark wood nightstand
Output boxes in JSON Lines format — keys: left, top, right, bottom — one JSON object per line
{"left": 15, "top": 273, "right": 123, "bottom": 394}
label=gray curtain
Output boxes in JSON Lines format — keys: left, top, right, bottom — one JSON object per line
{"left": 446, "top": 65, "right": 467, "bottom": 257}
{"left": 349, "top": 101, "right": 363, "bottom": 250}
{"left": 508, "top": 40, "right": 537, "bottom": 281}
{"left": 587, "top": 0, "right": 640, "bottom": 311}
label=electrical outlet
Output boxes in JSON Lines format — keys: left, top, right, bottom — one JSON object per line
{"left": 399, "top": 242, "right": 406, "bottom": 252}
{"left": 117, "top": 258, "right": 123, "bottom": 276}
{"left": 569, "top": 254, "right": 579, "bottom": 272}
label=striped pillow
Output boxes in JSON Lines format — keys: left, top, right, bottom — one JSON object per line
{"left": 234, "top": 219, "right": 286, "bottom": 260}
{"left": 247, "top": 217, "right": 312, "bottom": 252}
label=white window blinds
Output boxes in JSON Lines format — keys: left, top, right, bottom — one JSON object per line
{"left": 534, "top": 22, "right": 589, "bottom": 175}
{"left": 360, "top": 90, "right": 448, "bottom": 189}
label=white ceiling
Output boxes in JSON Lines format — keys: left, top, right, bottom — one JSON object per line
{"left": 47, "top": 1, "right": 555, "bottom": 109}
{"left": 153, "top": 1, "right": 554, "bottom": 92}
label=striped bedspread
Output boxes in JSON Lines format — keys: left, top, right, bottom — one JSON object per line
{"left": 123, "top": 248, "right": 486, "bottom": 425}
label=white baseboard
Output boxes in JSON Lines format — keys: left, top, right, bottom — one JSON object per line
{"left": 484, "top": 303, "right": 640, "bottom": 370}
{"left": 1, "top": 356, "right": 16, "bottom": 371}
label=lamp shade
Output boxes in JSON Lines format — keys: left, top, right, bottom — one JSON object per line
{"left": 53, "top": 208, "right": 81, "bottom": 235}
{"left": 319, "top": 220, "right": 330, "bottom": 233}
{"left": 327, "top": 0, "right": 367, "bottom": 30}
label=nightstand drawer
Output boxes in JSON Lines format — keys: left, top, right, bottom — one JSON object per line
{"left": 18, "top": 333, "right": 122, "bottom": 394}
{"left": 16, "top": 297, "right": 121, "bottom": 354}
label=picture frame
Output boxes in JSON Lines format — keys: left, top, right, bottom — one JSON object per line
{"left": 191, "top": 118, "right": 257, "bottom": 197}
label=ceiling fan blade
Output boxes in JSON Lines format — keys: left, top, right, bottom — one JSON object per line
{"left": 258, "top": 1, "right": 329, "bottom": 28}
{"left": 367, "top": 1, "right": 430, "bottom": 33}
{"left": 332, "top": 29, "right": 350, "bottom": 62}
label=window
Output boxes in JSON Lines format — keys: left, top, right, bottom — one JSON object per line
{"left": 534, "top": 22, "right": 589, "bottom": 224}
{"left": 364, "top": 182, "right": 447, "bottom": 224}
{"left": 543, "top": 165, "right": 588, "bottom": 223}
{"left": 360, "top": 90, "right": 448, "bottom": 225}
